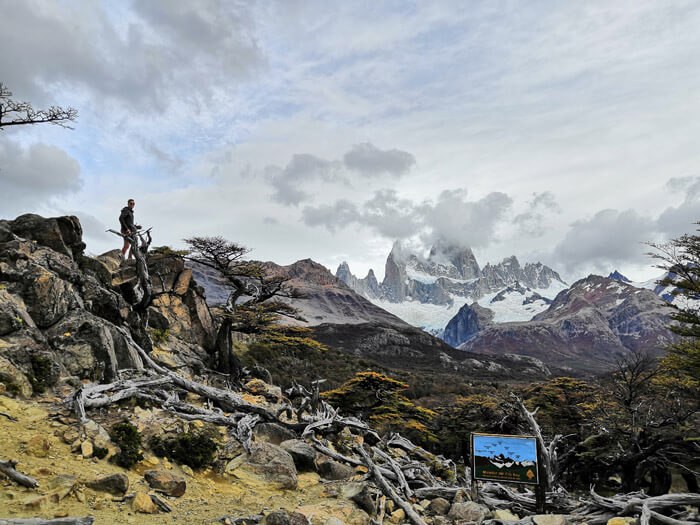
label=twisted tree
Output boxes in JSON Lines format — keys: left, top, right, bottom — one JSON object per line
{"left": 183, "top": 236, "right": 303, "bottom": 382}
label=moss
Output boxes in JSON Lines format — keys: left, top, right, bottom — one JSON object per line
{"left": 109, "top": 420, "right": 144, "bottom": 469}
{"left": 149, "top": 328, "right": 170, "bottom": 346}
{"left": 27, "top": 355, "right": 53, "bottom": 394}
{"left": 5, "top": 382, "right": 22, "bottom": 396}
{"left": 149, "top": 431, "right": 218, "bottom": 470}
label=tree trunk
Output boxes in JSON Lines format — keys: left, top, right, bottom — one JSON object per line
{"left": 648, "top": 465, "right": 672, "bottom": 496}
{"left": 215, "top": 317, "right": 241, "bottom": 382}
{"left": 620, "top": 461, "right": 644, "bottom": 493}
{"left": 681, "top": 471, "right": 698, "bottom": 493}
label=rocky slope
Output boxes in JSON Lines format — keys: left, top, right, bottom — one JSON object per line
{"left": 458, "top": 275, "right": 677, "bottom": 374}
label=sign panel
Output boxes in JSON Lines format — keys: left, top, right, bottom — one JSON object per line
{"left": 471, "top": 433, "right": 539, "bottom": 484}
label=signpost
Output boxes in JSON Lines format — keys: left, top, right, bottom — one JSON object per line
{"left": 471, "top": 433, "right": 545, "bottom": 511}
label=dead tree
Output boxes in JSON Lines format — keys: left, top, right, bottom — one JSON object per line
{"left": 107, "top": 227, "right": 153, "bottom": 350}
{"left": 184, "top": 236, "right": 303, "bottom": 382}
{"left": 0, "top": 83, "right": 77, "bottom": 129}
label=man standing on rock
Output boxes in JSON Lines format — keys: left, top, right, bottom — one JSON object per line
{"left": 119, "top": 198, "right": 140, "bottom": 260}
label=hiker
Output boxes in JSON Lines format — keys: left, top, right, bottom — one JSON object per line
{"left": 119, "top": 198, "right": 141, "bottom": 259}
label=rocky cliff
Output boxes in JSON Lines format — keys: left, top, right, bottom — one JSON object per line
{"left": 0, "top": 214, "right": 216, "bottom": 395}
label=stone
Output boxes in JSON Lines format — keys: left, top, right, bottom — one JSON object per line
{"left": 493, "top": 509, "right": 520, "bottom": 520}
{"left": 390, "top": 509, "right": 405, "bottom": 523}
{"left": 81, "top": 440, "right": 93, "bottom": 458}
{"left": 173, "top": 269, "right": 192, "bottom": 295}
{"left": 46, "top": 475, "right": 77, "bottom": 500}
{"left": 324, "top": 519, "right": 345, "bottom": 525}
{"left": 132, "top": 492, "right": 158, "bottom": 514}
{"left": 6, "top": 214, "right": 85, "bottom": 260}
{"left": 226, "top": 442, "right": 297, "bottom": 490}
{"left": 253, "top": 422, "right": 297, "bottom": 445}
{"left": 26, "top": 435, "right": 51, "bottom": 458}
{"left": 0, "top": 356, "right": 33, "bottom": 398}
{"left": 281, "top": 439, "right": 317, "bottom": 472}
{"left": 317, "top": 459, "right": 355, "bottom": 480}
{"left": 533, "top": 515, "right": 567, "bottom": 525}
{"left": 427, "top": 497, "right": 451, "bottom": 516}
{"left": 447, "top": 501, "right": 490, "bottom": 522}
{"left": 0, "top": 289, "right": 34, "bottom": 336}
{"left": 144, "top": 469, "right": 187, "bottom": 497}
{"left": 340, "top": 482, "right": 375, "bottom": 515}
{"left": 263, "top": 511, "right": 310, "bottom": 525}
{"left": 85, "top": 473, "right": 130, "bottom": 495}
{"left": 295, "top": 500, "right": 370, "bottom": 525}
{"left": 607, "top": 518, "right": 636, "bottom": 525}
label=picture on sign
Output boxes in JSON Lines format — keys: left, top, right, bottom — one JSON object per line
{"left": 472, "top": 433, "right": 539, "bottom": 484}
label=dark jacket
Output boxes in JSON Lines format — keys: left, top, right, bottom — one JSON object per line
{"left": 119, "top": 206, "right": 135, "bottom": 233}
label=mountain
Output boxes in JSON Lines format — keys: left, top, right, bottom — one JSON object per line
{"left": 336, "top": 240, "right": 567, "bottom": 330}
{"left": 458, "top": 274, "right": 677, "bottom": 374}
{"left": 608, "top": 270, "right": 632, "bottom": 283}
{"left": 443, "top": 302, "right": 494, "bottom": 347}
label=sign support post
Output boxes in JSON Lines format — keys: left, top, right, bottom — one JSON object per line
{"left": 535, "top": 441, "right": 547, "bottom": 513}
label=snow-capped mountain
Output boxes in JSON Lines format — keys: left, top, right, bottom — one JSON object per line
{"left": 336, "top": 240, "right": 567, "bottom": 330}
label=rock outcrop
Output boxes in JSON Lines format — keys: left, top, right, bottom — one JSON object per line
{"left": 0, "top": 214, "right": 215, "bottom": 394}
{"left": 443, "top": 302, "right": 495, "bottom": 347}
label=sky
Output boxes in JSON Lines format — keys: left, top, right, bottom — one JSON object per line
{"left": 1, "top": 0, "right": 699, "bottom": 283}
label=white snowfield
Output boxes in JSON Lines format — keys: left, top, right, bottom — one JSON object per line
{"left": 369, "top": 280, "right": 570, "bottom": 331}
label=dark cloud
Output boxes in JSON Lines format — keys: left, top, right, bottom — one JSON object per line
{"left": 267, "top": 154, "right": 342, "bottom": 206}
{"left": 301, "top": 200, "right": 360, "bottom": 232}
{"left": 343, "top": 142, "right": 415, "bottom": 177}
{"left": 0, "top": 138, "right": 82, "bottom": 217}
{"left": 552, "top": 209, "right": 655, "bottom": 272}
{"left": 302, "top": 188, "right": 511, "bottom": 248}
{"left": 514, "top": 191, "right": 561, "bottom": 237}
{"left": 0, "top": 0, "right": 262, "bottom": 111}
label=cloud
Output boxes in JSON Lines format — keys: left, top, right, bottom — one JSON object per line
{"left": 302, "top": 187, "right": 512, "bottom": 248}
{"left": 656, "top": 176, "right": 700, "bottom": 236}
{"left": 301, "top": 200, "right": 361, "bottom": 232}
{"left": 0, "top": 0, "right": 262, "bottom": 111}
{"left": 343, "top": 142, "right": 415, "bottom": 177}
{"left": 0, "top": 138, "right": 82, "bottom": 217}
{"left": 267, "top": 154, "right": 342, "bottom": 206}
{"left": 514, "top": 191, "right": 561, "bottom": 237}
{"left": 552, "top": 209, "right": 655, "bottom": 272}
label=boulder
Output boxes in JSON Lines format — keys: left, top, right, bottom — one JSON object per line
{"left": 533, "top": 515, "right": 567, "bottom": 525}
{"left": 253, "top": 422, "right": 297, "bottom": 445}
{"left": 26, "top": 435, "right": 51, "bottom": 458}
{"left": 263, "top": 511, "right": 310, "bottom": 525}
{"left": 226, "top": 442, "right": 297, "bottom": 490}
{"left": 281, "top": 439, "right": 318, "bottom": 472}
{"left": 339, "top": 482, "right": 375, "bottom": 515}
{"left": 85, "top": 473, "right": 129, "bottom": 495}
{"left": 0, "top": 356, "right": 33, "bottom": 397}
{"left": 6, "top": 214, "right": 85, "bottom": 260}
{"left": 427, "top": 497, "right": 451, "bottom": 516}
{"left": 447, "top": 501, "right": 490, "bottom": 522}
{"left": 144, "top": 469, "right": 187, "bottom": 497}
{"left": 132, "top": 492, "right": 158, "bottom": 514}
{"left": 21, "top": 264, "right": 76, "bottom": 328}
{"left": 317, "top": 459, "right": 356, "bottom": 480}
{"left": 295, "top": 500, "right": 370, "bottom": 525}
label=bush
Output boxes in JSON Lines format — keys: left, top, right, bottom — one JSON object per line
{"left": 149, "top": 431, "right": 218, "bottom": 470}
{"left": 109, "top": 420, "right": 143, "bottom": 469}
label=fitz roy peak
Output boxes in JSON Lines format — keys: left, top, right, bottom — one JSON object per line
{"left": 336, "top": 240, "right": 566, "bottom": 307}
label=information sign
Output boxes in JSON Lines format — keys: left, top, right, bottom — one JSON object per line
{"left": 471, "top": 433, "right": 539, "bottom": 484}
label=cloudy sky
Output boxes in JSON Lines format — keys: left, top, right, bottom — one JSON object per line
{"left": 1, "top": 0, "right": 698, "bottom": 283}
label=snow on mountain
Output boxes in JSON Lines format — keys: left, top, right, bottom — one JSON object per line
{"left": 476, "top": 280, "right": 569, "bottom": 323}
{"left": 336, "top": 239, "right": 567, "bottom": 330}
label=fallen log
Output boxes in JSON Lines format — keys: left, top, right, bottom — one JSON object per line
{"left": 0, "top": 459, "right": 39, "bottom": 488}
{"left": 357, "top": 446, "right": 427, "bottom": 525}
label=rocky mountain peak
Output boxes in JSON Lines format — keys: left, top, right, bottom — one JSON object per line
{"left": 608, "top": 270, "right": 632, "bottom": 282}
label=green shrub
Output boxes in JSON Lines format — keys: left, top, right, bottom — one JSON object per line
{"left": 93, "top": 446, "right": 109, "bottom": 460}
{"left": 149, "top": 431, "right": 218, "bottom": 470}
{"left": 149, "top": 328, "right": 170, "bottom": 346}
{"left": 109, "top": 421, "right": 143, "bottom": 469}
